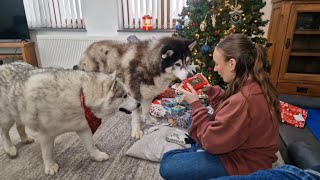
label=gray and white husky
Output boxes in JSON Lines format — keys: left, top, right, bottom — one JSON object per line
{"left": 0, "top": 62, "right": 140, "bottom": 175}
{"left": 79, "top": 36, "right": 196, "bottom": 139}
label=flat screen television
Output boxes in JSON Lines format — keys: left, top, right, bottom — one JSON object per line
{"left": 0, "top": 0, "right": 30, "bottom": 40}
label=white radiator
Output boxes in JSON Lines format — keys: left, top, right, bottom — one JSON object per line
{"left": 37, "top": 36, "right": 98, "bottom": 68}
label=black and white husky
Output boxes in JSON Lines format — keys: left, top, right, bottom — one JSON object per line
{"left": 79, "top": 36, "right": 196, "bottom": 139}
{"left": 0, "top": 62, "right": 140, "bottom": 175}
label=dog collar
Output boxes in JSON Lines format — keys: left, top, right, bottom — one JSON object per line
{"left": 80, "top": 88, "right": 101, "bottom": 134}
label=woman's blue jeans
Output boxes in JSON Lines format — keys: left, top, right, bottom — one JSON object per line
{"left": 160, "top": 143, "right": 228, "bottom": 180}
{"left": 213, "top": 165, "right": 320, "bottom": 180}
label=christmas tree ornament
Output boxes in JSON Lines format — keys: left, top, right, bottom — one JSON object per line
{"left": 211, "top": 15, "right": 216, "bottom": 27}
{"left": 184, "top": 15, "right": 190, "bottom": 26}
{"left": 194, "top": 0, "right": 200, "bottom": 4}
{"left": 188, "top": 61, "right": 199, "bottom": 73}
{"left": 176, "top": 24, "right": 183, "bottom": 31}
{"left": 201, "top": 43, "right": 210, "bottom": 53}
{"left": 210, "top": 6, "right": 215, "bottom": 12}
{"left": 229, "top": 0, "right": 243, "bottom": 25}
{"left": 214, "top": 30, "right": 220, "bottom": 36}
{"left": 200, "top": 20, "right": 207, "bottom": 31}
{"left": 200, "top": 15, "right": 208, "bottom": 32}
{"left": 226, "top": 26, "right": 236, "bottom": 35}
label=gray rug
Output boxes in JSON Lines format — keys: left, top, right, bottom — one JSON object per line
{"left": 0, "top": 113, "right": 163, "bottom": 180}
{"left": 0, "top": 112, "right": 284, "bottom": 180}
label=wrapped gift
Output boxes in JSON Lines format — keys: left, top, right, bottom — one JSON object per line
{"left": 152, "top": 99, "right": 161, "bottom": 105}
{"left": 150, "top": 104, "right": 166, "bottom": 118}
{"left": 171, "top": 105, "right": 186, "bottom": 116}
{"left": 180, "top": 100, "right": 191, "bottom": 110}
{"left": 280, "top": 101, "right": 308, "bottom": 128}
{"left": 167, "top": 111, "right": 192, "bottom": 129}
{"left": 163, "top": 101, "right": 179, "bottom": 108}
{"left": 177, "top": 111, "right": 192, "bottom": 128}
{"left": 157, "top": 88, "right": 176, "bottom": 98}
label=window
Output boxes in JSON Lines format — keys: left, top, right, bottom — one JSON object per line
{"left": 23, "top": 0, "right": 85, "bottom": 29}
{"left": 118, "top": 0, "right": 186, "bottom": 30}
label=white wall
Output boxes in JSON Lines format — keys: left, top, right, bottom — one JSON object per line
{"left": 262, "top": 0, "right": 272, "bottom": 37}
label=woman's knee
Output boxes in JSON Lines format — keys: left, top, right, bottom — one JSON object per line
{"left": 160, "top": 151, "right": 181, "bottom": 179}
{"left": 160, "top": 158, "right": 174, "bottom": 179}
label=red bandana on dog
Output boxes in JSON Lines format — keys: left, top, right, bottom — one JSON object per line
{"left": 80, "top": 88, "right": 101, "bottom": 134}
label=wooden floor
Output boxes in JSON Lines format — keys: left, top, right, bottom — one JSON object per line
{"left": 0, "top": 113, "right": 163, "bottom": 180}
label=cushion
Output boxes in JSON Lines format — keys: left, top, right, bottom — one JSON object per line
{"left": 287, "top": 141, "right": 320, "bottom": 169}
{"left": 125, "top": 125, "right": 191, "bottom": 162}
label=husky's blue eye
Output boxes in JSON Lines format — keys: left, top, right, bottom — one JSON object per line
{"left": 123, "top": 94, "right": 127, "bottom": 98}
{"left": 175, "top": 63, "right": 181, "bottom": 66}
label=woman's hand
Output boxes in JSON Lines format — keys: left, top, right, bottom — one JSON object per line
{"left": 202, "top": 84, "right": 212, "bottom": 94}
{"left": 179, "top": 83, "right": 199, "bottom": 104}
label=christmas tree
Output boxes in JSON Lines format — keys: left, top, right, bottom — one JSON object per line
{"left": 175, "top": 0, "right": 269, "bottom": 85}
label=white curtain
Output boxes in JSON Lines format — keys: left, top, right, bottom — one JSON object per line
{"left": 23, "top": 0, "right": 85, "bottom": 29}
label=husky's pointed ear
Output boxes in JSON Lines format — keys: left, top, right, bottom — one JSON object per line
{"left": 110, "top": 71, "right": 117, "bottom": 90}
{"left": 162, "top": 50, "right": 174, "bottom": 59}
{"left": 185, "top": 40, "right": 197, "bottom": 51}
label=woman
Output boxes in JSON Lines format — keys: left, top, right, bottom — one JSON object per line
{"left": 160, "top": 34, "right": 281, "bottom": 179}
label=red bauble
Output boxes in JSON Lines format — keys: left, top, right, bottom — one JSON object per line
{"left": 214, "top": 30, "right": 220, "bottom": 36}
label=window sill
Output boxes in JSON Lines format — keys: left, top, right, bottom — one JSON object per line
{"left": 29, "top": 28, "right": 87, "bottom": 32}
{"left": 117, "top": 29, "right": 175, "bottom": 33}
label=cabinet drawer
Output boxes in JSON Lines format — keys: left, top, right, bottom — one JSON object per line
{"left": 277, "top": 83, "right": 320, "bottom": 96}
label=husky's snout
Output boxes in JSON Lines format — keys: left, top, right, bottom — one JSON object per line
{"left": 119, "top": 97, "right": 140, "bottom": 114}
{"left": 187, "top": 71, "right": 194, "bottom": 78}
{"left": 119, "top": 108, "right": 132, "bottom": 114}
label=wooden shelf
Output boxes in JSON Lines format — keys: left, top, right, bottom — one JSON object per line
{"left": 0, "top": 42, "right": 38, "bottom": 66}
{"left": 294, "top": 30, "right": 320, "bottom": 34}
{"left": 0, "top": 54, "right": 23, "bottom": 60}
{"left": 290, "top": 52, "right": 320, "bottom": 56}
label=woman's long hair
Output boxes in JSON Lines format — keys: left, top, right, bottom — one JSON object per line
{"left": 216, "top": 34, "right": 281, "bottom": 124}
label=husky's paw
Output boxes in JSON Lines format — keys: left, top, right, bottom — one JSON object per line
{"left": 92, "top": 151, "right": 109, "bottom": 162}
{"left": 45, "top": 163, "right": 59, "bottom": 175}
{"left": 5, "top": 146, "right": 17, "bottom": 158}
{"left": 131, "top": 128, "right": 144, "bottom": 139}
{"left": 146, "top": 117, "right": 158, "bottom": 125}
{"left": 21, "top": 138, "right": 34, "bottom": 144}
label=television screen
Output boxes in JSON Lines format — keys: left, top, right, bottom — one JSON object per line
{"left": 0, "top": 0, "right": 30, "bottom": 40}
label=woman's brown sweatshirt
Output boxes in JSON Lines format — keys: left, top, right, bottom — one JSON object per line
{"left": 188, "top": 80, "right": 279, "bottom": 175}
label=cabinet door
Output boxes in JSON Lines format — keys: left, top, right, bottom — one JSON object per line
{"left": 279, "top": 4, "right": 320, "bottom": 82}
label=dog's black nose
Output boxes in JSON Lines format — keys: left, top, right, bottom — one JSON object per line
{"left": 73, "top": 65, "right": 79, "bottom": 70}
{"left": 187, "top": 72, "right": 194, "bottom": 78}
{"left": 137, "top": 103, "right": 141, "bottom": 108}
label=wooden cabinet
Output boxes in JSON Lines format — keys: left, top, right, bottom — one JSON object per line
{"left": 268, "top": 0, "right": 320, "bottom": 96}
{"left": 0, "top": 42, "right": 38, "bottom": 66}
